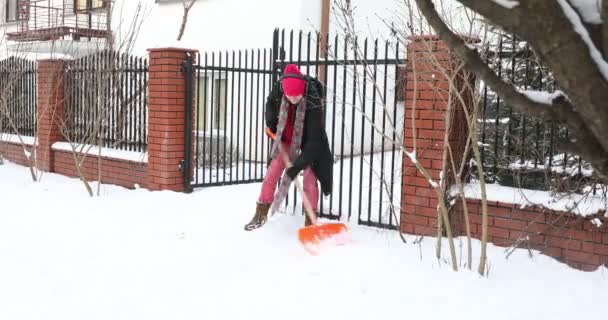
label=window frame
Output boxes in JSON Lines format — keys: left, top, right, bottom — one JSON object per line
{"left": 74, "top": 0, "right": 107, "bottom": 13}
{"left": 196, "top": 72, "right": 229, "bottom": 132}
{"left": 5, "top": 0, "right": 26, "bottom": 23}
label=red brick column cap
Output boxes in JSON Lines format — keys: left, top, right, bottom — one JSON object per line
{"left": 37, "top": 59, "right": 69, "bottom": 63}
{"left": 408, "top": 35, "right": 440, "bottom": 41}
{"left": 147, "top": 47, "right": 199, "bottom": 53}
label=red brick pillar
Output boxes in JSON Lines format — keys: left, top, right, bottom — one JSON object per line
{"left": 401, "top": 36, "right": 470, "bottom": 236}
{"left": 36, "top": 59, "right": 66, "bottom": 172}
{"left": 146, "top": 48, "right": 197, "bottom": 192}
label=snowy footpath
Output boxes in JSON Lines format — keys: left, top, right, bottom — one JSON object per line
{"left": 0, "top": 161, "right": 606, "bottom": 320}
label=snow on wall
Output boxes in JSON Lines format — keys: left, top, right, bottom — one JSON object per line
{"left": 462, "top": 182, "right": 607, "bottom": 218}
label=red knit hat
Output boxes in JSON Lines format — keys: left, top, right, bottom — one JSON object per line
{"left": 281, "top": 64, "right": 306, "bottom": 96}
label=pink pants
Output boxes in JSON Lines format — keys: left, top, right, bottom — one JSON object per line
{"left": 258, "top": 149, "right": 319, "bottom": 211}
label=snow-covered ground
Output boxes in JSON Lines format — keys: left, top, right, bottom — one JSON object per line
{"left": 0, "top": 160, "right": 606, "bottom": 320}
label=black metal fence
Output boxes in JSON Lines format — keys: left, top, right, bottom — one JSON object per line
{"left": 64, "top": 50, "right": 148, "bottom": 152}
{"left": 478, "top": 34, "right": 593, "bottom": 192}
{"left": 184, "top": 28, "right": 406, "bottom": 229}
{"left": 185, "top": 48, "right": 275, "bottom": 187}
{"left": 0, "top": 57, "right": 37, "bottom": 137}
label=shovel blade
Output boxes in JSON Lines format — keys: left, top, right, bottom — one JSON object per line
{"left": 298, "top": 223, "right": 349, "bottom": 255}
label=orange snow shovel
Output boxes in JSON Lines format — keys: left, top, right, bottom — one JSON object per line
{"left": 277, "top": 144, "right": 349, "bottom": 255}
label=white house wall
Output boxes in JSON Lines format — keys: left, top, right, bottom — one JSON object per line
{"left": 0, "top": 0, "right": 407, "bottom": 163}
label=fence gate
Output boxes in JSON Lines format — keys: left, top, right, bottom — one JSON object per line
{"left": 184, "top": 28, "right": 405, "bottom": 230}
{"left": 183, "top": 48, "right": 275, "bottom": 188}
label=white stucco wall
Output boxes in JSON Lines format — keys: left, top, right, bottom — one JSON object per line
{"left": 0, "top": 0, "right": 407, "bottom": 160}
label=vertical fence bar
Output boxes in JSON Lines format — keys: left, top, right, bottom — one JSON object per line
{"left": 202, "top": 53, "right": 209, "bottom": 184}
{"left": 255, "top": 49, "right": 261, "bottom": 180}
{"left": 493, "top": 36, "right": 503, "bottom": 177}
{"left": 330, "top": 34, "right": 338, "bottom": 218}
{"left": 236, "top": 50, "right": 242, "bottom": 181}
{"left": 249, "top": 49, "right": 254, "bottom": 182}
{"left": 183, "top": 54, "right": 194, "bottom": 190}
{"left": 261, "top": 49, "right": 267, "bottom": 180}
{"left": 379, "top": 39, "right": 389, "bottom": 225}
{"left": 289, "top": 30, "right": 294, "bottom": 63}
{"left": 358, "top": 38, "right": 368, "bottom": 223}
{"left": 230, "top": 50, "right": 236, "bottom": 184}
{"left": 348, "top": 37, "right": 358, "bottom": 221}
{"left": 242, "top": 50, "right": 249, "bottom": 181}
{"left": 223, "top": 51, "right": 229, "bottom": 183}
{"left": 339, "top": 35, "right": 347, "bottom": 220}
{"left": 520, "top": 46, "right": 530, "bottom": 164}
{"left": 194, "top": 53, "right": 201, "bottom": 185}
{"left": 210, "top": 52, "right": 218, "bottom": 183}
{"left": 138, "top": 56, "right": 144, "bottom": 152}
{"left": 507, "top": 34, "right": 516, "bottom": 162}
{"left": 318, "top": 31, "right": 326, "bottom": 214}
{"left": 367, "top": 39, "right": 378, "bottom": 224}
{"left": 298, "top": 30, "right": 303, "bottom": 68}
{"left": 389, "top": 41, "right": 400, "bottom": 228}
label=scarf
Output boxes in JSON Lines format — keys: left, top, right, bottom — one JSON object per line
{"left": 269, "top": 97, "right": 307, "bottom": 216}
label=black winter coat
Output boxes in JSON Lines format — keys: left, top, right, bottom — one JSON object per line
{"left": 265, "top": 77, "right": 333, "bottom": 195}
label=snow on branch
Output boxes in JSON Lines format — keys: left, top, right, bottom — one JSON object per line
{"left": 570, "top": 0, "right": 602, "bottom": 24}
{"left": 520, "top": 90, "right": 567, "bottom": 105}
{"left": 491, "top": 0, "right": 520, "bottom": 9}
{"left": 557, "top": 0, "right": 608, "bottom": 81}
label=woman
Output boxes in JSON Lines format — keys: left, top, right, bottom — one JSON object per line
{"left": 244, "top": 64, "right": 333, "bottom": 231}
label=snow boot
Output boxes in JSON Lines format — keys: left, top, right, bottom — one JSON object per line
{"left": 244, "top": 202, "right": 271, "bottom": 231}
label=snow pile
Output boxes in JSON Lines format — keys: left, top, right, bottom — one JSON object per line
{"left": 0, "top": 160, "right": 606, "bottom": 320}
{"left": 462, "top": 182, "right": 607, "bottom": 218}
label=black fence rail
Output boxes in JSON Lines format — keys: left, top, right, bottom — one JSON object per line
{"left": 0, "top": 57, "right": 37, "bottom": 137}
{"left": 64, "top": 50, "right": 148, "bottom": 152}
{"left": 478, "top": 34, "right": 594, "bottom": 192}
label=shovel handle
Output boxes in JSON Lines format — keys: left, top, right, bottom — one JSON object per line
{"left": 277, "top": 144, "right": 318, "bottom": 225}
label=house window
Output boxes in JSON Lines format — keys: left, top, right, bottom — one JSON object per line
{"left": 5, "top": 0, "right": 20, "bottom": 22}
{"left": 197, "top": 75, "right": 228, "bottom": 131}
{"left": 75, "top": 0, "right": 106, "bottom": 12}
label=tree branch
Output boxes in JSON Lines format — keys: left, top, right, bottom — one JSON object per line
{"left": 456, "top": 0, "right": 608, "bottom": 153}
{"left": 455, "top": 0, "right": 524, "bottom": 31}
{"left": 177, "top": 0, "right": 198, "bottom": 41}
{"left": 414, "top": 0, "right": 608, "bottom": 184}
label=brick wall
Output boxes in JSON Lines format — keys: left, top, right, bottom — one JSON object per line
{"left": 452, "top": 200, "right": 608, "bottom": 271}
{"left": 0, "top": 141, "right": 34, "bottom": 167}
{"left": 1, "top": 48, "right": 197, "bottom": 192}
{"left": 53, "top": 150, "right": 147, "bottom": 189}
{"left": 400, "top": 35, "right": 608, "bottom": 271}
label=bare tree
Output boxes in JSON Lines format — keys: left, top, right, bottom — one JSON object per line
{"left": 55, "top": 3, "right": 147, "bottom": 196}
{"left": 177, "top": 0, "right": 199, "bottom": 41}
